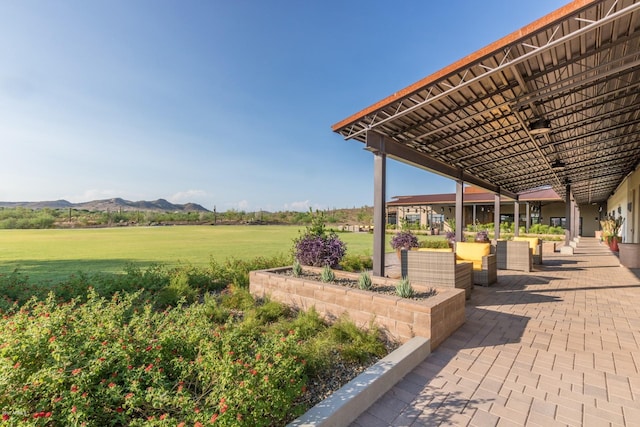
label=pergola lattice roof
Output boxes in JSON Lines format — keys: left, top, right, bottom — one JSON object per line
{"left": 332, "top": 0, "right": 640, "bottom": 205}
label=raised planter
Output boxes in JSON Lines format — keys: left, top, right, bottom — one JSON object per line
{"left": 249, "top": 266, "right": 465, "bottom": 349}
{"left": 619, "top": 243, "right": 640, "bottom": 268}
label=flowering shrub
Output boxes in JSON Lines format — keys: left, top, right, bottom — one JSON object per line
{"left": 390, "top": 231, "right": 419, "bottom": 250}
{"left": 0, "top": 252, "right": 392, "bottom": 425}
{"left": 0, "top": 290, "right": 309, "bottom": 426}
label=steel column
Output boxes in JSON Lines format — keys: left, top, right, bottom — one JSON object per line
{"left": 565, "top": 184, "right": 572, "bottom": 245}
{"left": 369, "top": 133, "right": 387, "bottom": 277}
{"left": 456, "top": 181, "right": 464, "bottom": 242}
{"left": 494, "top": 194, "right": 501, "bottom": 241}
{"left": 514, "top": 201, "right": 520, "bottom": 237}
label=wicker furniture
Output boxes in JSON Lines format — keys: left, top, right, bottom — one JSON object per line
{"left": 455, "top": 242, "right": 497, "bottom": 286}
{"left": 513, "top": 236, "right": 543, "bottom": 264}
{"left": 401, "top": 250, "right": 473, "bottom": 299}
{"left": 496, "top": 240, "right": 532, "bottom": 272}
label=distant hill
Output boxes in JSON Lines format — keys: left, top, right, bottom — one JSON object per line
{"left": 0, "top": 198, "right": 210, "bottom": 213}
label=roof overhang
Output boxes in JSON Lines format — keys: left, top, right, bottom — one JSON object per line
{"left": 332, "top": 0, "right": 640, "bottom": 205}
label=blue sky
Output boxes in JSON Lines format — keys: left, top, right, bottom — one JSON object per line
{"left": 0, "top": 1, "right": 567, "bottom": 212}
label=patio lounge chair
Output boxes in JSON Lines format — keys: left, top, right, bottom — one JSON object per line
{"left": 513, "top": 236, "right": 543, "bottom": 264}
{"left": 455, "top": 242, "right": 497, "bottom": 286}
{"left": 401, "top": 250, "right": 473, "bottom": 299}
{"left": 495, "top": 240, "right": 532, "bottom": 272}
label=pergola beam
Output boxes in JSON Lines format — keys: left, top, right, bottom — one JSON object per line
{"left": 366, "top": 131, "right": 518, "bottom": 200}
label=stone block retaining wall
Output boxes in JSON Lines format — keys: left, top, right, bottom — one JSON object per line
{"left": 249, "top": 267, "right": 465, "bottom": 348}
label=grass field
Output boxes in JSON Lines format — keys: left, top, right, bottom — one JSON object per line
{"left": 0, "top": 225, "right": 386, "bottom": 282}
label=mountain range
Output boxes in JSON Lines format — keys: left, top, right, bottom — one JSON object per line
{"left": 0, "top": 198, "right": 210, "bottom": 212}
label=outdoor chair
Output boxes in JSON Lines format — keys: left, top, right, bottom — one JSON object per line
{"left": 513, "top": 236, "right": 543, "bottom": 264}
{"left": 495, "top": 240, "right": 532, "bottom": 272}
{"left": 401, "top": 250, "right": 473, "bottom": 299}
{"left": 454, "top": 242, "right": 497, "bottom": 286}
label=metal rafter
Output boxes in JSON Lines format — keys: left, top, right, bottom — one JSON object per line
{"left": 333, "top": 0, "right": 640, "bottom": 205}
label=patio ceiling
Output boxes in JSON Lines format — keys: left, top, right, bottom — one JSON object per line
{"left": 332, "top": 0, "right": 640, "bottom": 205}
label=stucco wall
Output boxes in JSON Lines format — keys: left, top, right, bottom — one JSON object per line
{"left": 608, "top": 167, "right": 640, "bottom": 243}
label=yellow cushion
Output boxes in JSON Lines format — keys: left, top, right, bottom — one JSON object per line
{"left": 456, "top": 259, "right": 482, "bottom": 270}
{"left": 418, "top": 248, "right": 453, "bottom": 252}
{"left": 455, "top": 242, "right": 490, "bottom": 261}
{"left": 513, "top": 236, "right": 540, "bottom": 254}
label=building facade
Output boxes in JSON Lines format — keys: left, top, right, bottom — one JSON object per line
{"left": 387, "top": 187, "right": 602, "bottom": 237}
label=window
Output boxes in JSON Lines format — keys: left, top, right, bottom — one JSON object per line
{"left": 405, "top": 214, "right": 421, "bottom": 225}
{"left": 500, "top": 214, "right": 514, "bottom": 223}
{"left": 550, "top": 217, "right": 566, "bottom": 228}
{"left": 387, "top": 212, "right": 397, "bottom": 225}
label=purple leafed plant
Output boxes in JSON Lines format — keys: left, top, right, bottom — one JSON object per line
{"left": 295, "top": 233, "right": 346, "bottom": 268}
{"left": 390, "top": 231, "right": 419, "bottom": 250}
{"left": 475, "top": 230, "right": 489, "bottom": 241}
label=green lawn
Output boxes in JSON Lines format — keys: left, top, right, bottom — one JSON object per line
{"left": 0, "top": 226, "right": 382, "bottom": 282}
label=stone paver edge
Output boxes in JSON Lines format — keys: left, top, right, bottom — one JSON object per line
{"left": 287, "top": 336, "right": 431, "bottom": 427}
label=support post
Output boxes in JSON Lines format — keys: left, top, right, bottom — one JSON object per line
{"left": 472, "top": 204, "right": 477, "bottom": 229}
{"left": 371, "top": 136, "right": 387, "bottom": 277}
{"left": 455, "top": 180, "right": 464, "bottom": 242}
{"left": 525, "top": 202, "right": 530, "bottom": 233}
{"left": 565, "top": 184, "right": 572, "bottom": 246}
{"left": 494, "top": 193, "right": 501, "bottom": 241}
{"left": 514, "top": 201, "right": 520, "bottom": 237}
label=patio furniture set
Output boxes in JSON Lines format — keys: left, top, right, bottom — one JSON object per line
{"left": 400, "top": 238, "right": 543, "bottom": 298}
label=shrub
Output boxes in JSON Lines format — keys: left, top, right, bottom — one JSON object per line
{"left": 292, "top": 260, "right": 303, "bottom": 277}
{"left": 320, "top": 265, "right": 335, "bottom": 283}
{"left": 322, "top": 316, "right": 386, "bottom": 363}
{"left": 358, "top": 271, "right": 373, "bottom": 290}
{"left": 0, "top": 290, "right": 309, "bottom": 426}
{"left": 156, "top": 269, "right": 199, "bottom": 307}
{"left": 0, "top": 261, "right": 393, "bottom": 425}
{"left": 293, "top": 210, "right": 346, "bottom": 268}
{"left": 396, "top": 277, "right": 414, "bottom": 298}
{"left": 549, "top": 225, "right": 564, "bottom": 235}
{"left": 390, "top": 231, "right": 419, "bottom": 250}
{"left": 208, "top": 254, "right": 291, "bottom": 290}
{"left": 418, "top": 239, "right": 450, "bottom": 249}
{"left": 339, "top": 253, "right": 373, "bottom": 272}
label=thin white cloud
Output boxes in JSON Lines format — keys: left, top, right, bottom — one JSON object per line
{"left": 284, "top": 200, "right": 311, "bottom": 212}
{"left": 169, "top": 190, "right": 207, "bottom": 204}
{"left": 224, "top": 200, "right": 250, "bottom": 211}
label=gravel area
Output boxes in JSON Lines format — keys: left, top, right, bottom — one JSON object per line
{"left": 281, "top": 269, "right": 438, "bottom": 300}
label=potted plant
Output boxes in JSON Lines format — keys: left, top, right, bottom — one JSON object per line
{"left": 390, "top": 230, "right": 419, "bottom": 259}
{"left": 444, "top": 230, "right": 456, "bottom": 248}
{"left": 474, "top": 230, "right": 490, "bottom": 243}
{"left": 600, "top": 215, "right": 624, "bottom": 251}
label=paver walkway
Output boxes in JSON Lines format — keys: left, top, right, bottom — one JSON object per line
{"left": 353, "top": 238, "right": 640, "bottom": 426}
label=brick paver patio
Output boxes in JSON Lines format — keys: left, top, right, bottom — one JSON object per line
{"left": 352, "top": 238, "right": 640, "bottom": 426}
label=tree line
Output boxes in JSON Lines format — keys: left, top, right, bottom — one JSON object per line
{"left": 0, "top": 206, "right": 373, "bottom": 229}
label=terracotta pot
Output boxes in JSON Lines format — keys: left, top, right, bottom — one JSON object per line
{"left": 610, "top": 236, "right": 619, "bottom": 252}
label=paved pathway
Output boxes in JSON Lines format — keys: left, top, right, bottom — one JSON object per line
{"left": 353, "top": 238, "right": 640, "bottom": 426}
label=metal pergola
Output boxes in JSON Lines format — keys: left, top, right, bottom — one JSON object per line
{"left": 332, "top": 0, "right": 640, "bottom": 276}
